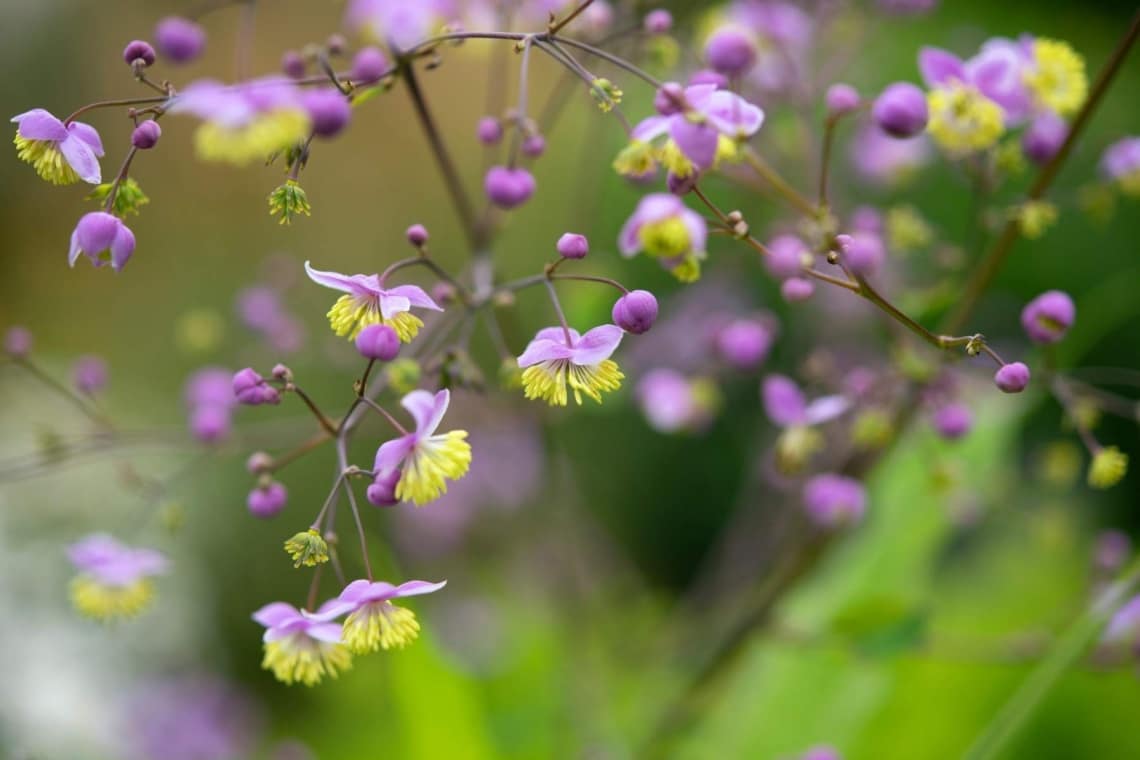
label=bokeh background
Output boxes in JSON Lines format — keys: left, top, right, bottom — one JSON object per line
{"left": 2, "top": 1, "right": 1139, "bottom": 758}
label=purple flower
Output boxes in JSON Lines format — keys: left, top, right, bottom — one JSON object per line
{"left": 484, "top": 166, "right": 536, "bottom": 209}
{"left": 1101, "top": 137, "right": 1140, "bottom": 195}
{"left": 248, "top": 482, "right": 288, "bottom": 518}
{"left": 325, "top": 578, "right": 446, "bottom": 653}
{"left": 637, "top": 369, "right": 718, "bottom": 434}
{"left": 68, "top": 534, "right": 168, "bottom": 620}
{"left": 612, "top": 290, "right": 659, "bottom": 334}
{"left": 704, "top": 26, "right": 757, "bottom": 76}
{"left": 155, "top": 17, "right": 206, "bottom": 63}
{"left": 281, "top": 51, "right": 307, "bottom": 79}
{"left": 630, "top": 84, "right": 764, "bottom": 177}
{"left": 850, "top": 125, "right": 931, "bottom": 186}
{"left": 518, "top": 325, "right": 625, "bottom": 406}
{"left": 252, "top": 600, "right": 351, "bottom": 686}
{"left": 1020, "top": 290, "right": 1075, "bottom": 344}
{"left": 233, "top": 368, "right": 280, "bottom": 406}
{"left": 373, "top": 389, "right": 472, "bottom": 506}
{"left": 73, "top": 355, "right": 108, "bottom": 395}
{"left": 931, "top": 402, "right": 973, "bottom": 440}
{"left": 11, "top": 108, "right": 104, "bottom": 185}
{"left": 644, "top": 9, "right": 673, "bottom": 34}
{"left": 722, "top": 1, "right": 813, "bottom": 94}
{"left": 356, "top": 323, "right": 401, "bottom": 361}
{"left": 803, "top": 474, "right": 867, "bottom": 527}
{"left": 841, "top": 232, "right": 886, "bottom": 276}
{"left": 765, "top": 234, "right": 807, "bottom": 280}
{"left": 994, "top": 362, "right": 1031, "bottom": 393}
{"left": 351, "top": 46, "right": 390, "bottom": 82}
{"left": 618, "top": 194, "right": 707, "bottom": 283}
{"left": 920, "top": 41, "right": 1032, "bottom": 122}
{"left": 872, "top": 82, "right": 928, "bottom": 138}
{"left": 366, "top": 469, "right": 401, "bottom": 507}
{"left": 522, "top": 134, "right": 546, "bottom": 158}
{"left": 186, "top": 367, "right": 236, "bottom": 409}
{"left": 68, "top": 212, "right": 135, "bottom": 272}
{"left": 763, "top": 374, "right": 849, "bottom": 428}
{"left": 302, "top": 88, "right": 352, "bottom": 138}
{"left": 344, "top": 0, "right": 453, "bottom": 52}
{"left": 304, "top": 260, "right": 442, "bottom": 341}
{"left": 1022, "top": 112, "right": 1068, "bottom": 165}
{"left": 4, "top": 326, "right": 32, "bottom": 358}
{"left": 716, "top": 318, "right": 775, "bottom": 369}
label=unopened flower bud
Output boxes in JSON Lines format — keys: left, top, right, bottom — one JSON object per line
{"left": 843, "top": 234, "right": 885, "bottom": 275}
{"left": 994, "top": 362, "right": 1031, "bottom": 393}
{"left": 154, "top": 17, "right": 205, "bottom": 64}
{"left": 932, "top": 402, "right": 973, "bottom": 440}
{"left": 131, "top": 120, "right": 162, "bottom": 150}
{"left": 644, "top": 9, "right": 673, "bottom": 35}
{"left": 872, "top": 82, "right": 928, "bottom": 138}
{"left": 825, "top": 83, "right": 861, "bottom": 117}
{"left": 303, "top": 89, "right": 352, "bottom": 138}
{"left": 477, "top": 116, "right": 503, "bottom": 145}
{"left": 431, "top": 281, "right": 457, "bottom": 305}
{"left": 612, "top": 290, "right": 658, "bottom": 334}
{"left": 73, "top": 355, "right": 108, "bottom": 395}
{"left": 704, "top": 27, "right": 757, "bottom": 76}
{"left": 248, "top": 481, "right": 287, "bottom": 518}
{"left": 689, "top": 69, "right": 727, "bottom": 88}
{"left": 1020, "top": 290, "right": 1075, "bottom": 344}
{"left": 366, "top": 470, "right": 401, "bottom": 507}
{"left": 484, "top": 166, "right": 536, "bottom": 209}
{"left": 233, "top": 368, "right": 279, "bottom": 405}
{"left": 667, "top": 170, "right": 698, "bottom": 195}
{"left": 271, "top": 363, "right": 292, "bottom": 381}
{"left": 406, "top": 223, "right": 429, "bottom": 247}
{"left": 522, "top": 134, "right": 546, "bottom": 158}
{"left": 765, "top": 235, "right": 806, "bottom": 279}
{"left": 355, "top": 324, "right": 400, "bottom": 361}
{"left": 246, "top": 451, "right": 273, "bottom": 474}
{"left": 122, "top": 40, "right": 156, "bottom": 68}
{"left": 281, "top": 50, "right": 306, "bottom": 79}
{"left": 325, "top": 34, "right": 347, "bottom": 56}
{"left": 556, "top": 232, "right": 589, "bottom": 259}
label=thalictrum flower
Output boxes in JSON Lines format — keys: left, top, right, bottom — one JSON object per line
{"left": 67, "top": 212, "right": 136, "bottom": 272}
{"left": 1101, "top": 137, "right": 1140, "bottom": 196}
{"left": 803, "top": 474, "right": 867, "bottom": 527}
{"left": 67, "top": 533, "right": 168, "bottom": 620}
{"left": 618, "top": 194, "right": 707, "bottom": 282}
{"left": 324, "top": 578, "right": 446, "bottom": 653}
{"left": 344, "top": 0, "right": 453, "bottom": 52}
{"left": 763, "top": 374, "right": 850, "bottom": 473}
{"left": 11, "top": 108, "right": 104, "bottom": 185}
{"left": 373, "top": 389, "right": 472, "bottom": 506}
{"left": 517, "top": 325, "right": 625, "bottom": 407}
{"left": 304, "top": 260, "right": 442, "bottom": 341}
{"left": 252, "top": 601, "right": 352, "bottom": 686}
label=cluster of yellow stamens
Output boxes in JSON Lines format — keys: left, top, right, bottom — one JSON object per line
{"left": 521, "top": 359, "right": 624, "bottom": 407}
{"left": 14, "top": 135, "right": 80, "bottom": 185}
{"left": 70, "top": 576, "right": 154, "bottom": 621}
{"left": 327, "top": 294, "right": 423, "bottom": 342}
{"left": 395, "top": 431, "right": 472, "bottom": 506}
{"left": 342, "top": 602, "right": 421, "bottom": 653}
{"left": 195, "top": 109, "right": 310, "bottom": 166}
{"left": 262, "top": 635, "right": 352, "bottom": 686}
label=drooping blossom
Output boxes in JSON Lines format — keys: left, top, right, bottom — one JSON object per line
{"left": 803, "top": 474, "right": 867, "bottom": 527}
{"left": 872, "top": 82, "right": 928, "bottom": 138}
{"left": 253, "top": 601, "right": 352, "bottom": 686}
{"left": 618, "top": 194, "right": 707, "bottom": 282}
{"left": 1020, "top": 290, "right": 1075, "bottom": 344}
{"left": 304, "top": 260, "right": 442, "bottom": 341}
{"left": 10, "top": 108, "right": 104, "bottom": 185}
{"left": 373, "top": 389, "right": 472, "bottom": 506}
{"left": 323, "top": 579, "right": 446, "bottom": 653}
{"left": 994, "top": 361, "right": 1031, "bottom": 393}
{"left": 763, "top": 374, "right": 849, "bottom": 473}
{"left": 67, "top": 212, "right": 136, "bottom": 272}
{"left": 517, "top": 325, "right": 624, "bottom": 406}
{"left": 916, "top": 49, "right": 1007, "bottom": 153}
{"left": 67, "top": 534, "right": 168, "bottom": 620}
{"left": 1101, "top": 137, "right": 1140, "bottom": 196}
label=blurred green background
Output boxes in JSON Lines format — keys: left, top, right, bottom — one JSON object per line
{"left": 2, "top": 1, "right": 1139, "bottom": 758}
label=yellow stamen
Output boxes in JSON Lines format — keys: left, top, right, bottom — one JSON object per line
{"left": 613, "top": 140, "right": 657, "bottom": 177}
{"left": 262, "top": 635, "right": 352, "bottom": 686}
{"left": 658, "top": 139, "right": 696, "bottom": 178}
{"left": 342, "top": 601, "right": 420, "bottom": 653}
{"left": 69, "top": 576, "right": 154, "bottom": 620}
{"left": 396, "top": 430, "right": 472, "bottom": 506}
{"left": 521, "top": 359, "right": 623, "bottom": 407}
{"left": 195, "top": 109, "right": 310, "bottom": 166}
{"left": 1088, "top": 446, "right": 1128, "bottom": 490}
{"left": 638, "top": 216, "right": 692, "bottom": 258}
{"left": 1025, "top": 39, "right": 1087, "bottom": 117}
{"left": 326, "top": 295, "right": 424, "bottom": 342}
{"left": 670, "top": 252, "right": 704, "bottom": 283}
{"left": 14, "top": 135, "right": 80, "bottom": 185}
{"left": 926, "top": 84, "right": 1004, "bottom": 154}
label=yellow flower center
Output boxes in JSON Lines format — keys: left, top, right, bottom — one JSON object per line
{"left": 658, "top": 139, "right": 696, "bottom": 178}
{"left": 670, "top": 251, "right": 704, "bottom": 283}
{"left": 1025, "top": 39, "right": 1087, "bottom": 117}
{"left": 926, "top": 84, "right": 1005, "bottom": 154}
{"left": 194, "top": 108, "right": 310, "bottom": 166}
{"left": 14, "top": 135, "right": 81, "bottom": 185}
{"left": 343, "top": 601, "right": 421, "bottom": 653}
{"left": 327, "top": 294, "right": 424, "bottom": 342}
{"left": 395, "top": 430, "right": 472, "bottom": 506}
{"left": 612, "top": 140, "right": 657, "bottom": 178}
{"left": 1088, "top": 446, "right": 1128, "bottom": 490}
{"left": 262, "top": 634, "right": 352, "bottom": 686}
{"left": 521, "top": 358, "right": 624, "bottom": 407}
{"left": 638, "top": 216, "right": 692, "bottom": 258}
{"left": 70, "top": 576, "right": 154, "bottom": 620}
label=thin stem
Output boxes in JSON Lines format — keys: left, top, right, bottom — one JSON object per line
{"left": 360, "top": 397, "right": 410, "bottom": 436}
{"left": 103, "top": 147, "right": 139, "bottom": 212}
{"left": 804, "top": 268, "right": 859, "bottom": 292}
{"left": 543, "top": 278, "right": 574, "bottom": 345}
{"left": 548, "top": 0, "right": 596, "bottom": 36}
{"left": 507, "top": 36, "right": 534, "bottom": 168}
{"left": 289, "top": 385, "right": 338, "bottom": 436}
{"left": 534, "top": 39, "right": 633, "bottom": 133}
{"left": 13, "top": 358, "right": 111, "bottom": 428}
{"left": 269, "top": 431, "right": 333, "bottom": 472}
{"left": 310, "top": 472, "right": 347, "bottom": 530}
{"left": 818, "top": 115, "right": 838, "bottom": 206}
{"left": 64, "top": 96, "right": 169, "bottom": 124}
{"left": 343, "top": 479, "right": 373, "bottom": 581}
{"left": 944, "top": 9, "right": 1140, "bottom": 333}
{"left": 305, "top": 562, "right": 324, "bottom": 612}
{"left": 552, "top": 36, "right": 663, "bottom": 88}
{"left": 741, "top": 147, "right": 819, "bottom": 218}
{"left": 236, "top": 0, "right": 256, "bottom": 81}
{"left": 550, "top": 273, "right": 629, "bottom": 294}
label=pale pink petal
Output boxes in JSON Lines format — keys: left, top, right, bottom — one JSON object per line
{"left": 535, "top": 326, "right": 580, "bottom": 344}
{"left": 762, "top": 374, "right": 807, "bottom": 427}
{"left": 631, "top": 115, "right": 670, "bottom": 142}
{"left": 517, "top": 337, "right": 574, "bottom": 367}
{"left": 58, "top": 135, "right": 101, "bottom": 184}
{"left": 373, "top": 435, "right": 416, "bottom": 473}
{"left": 253, "top": 602, "right": 301, "bottom": 627}
{"left": 67, "top": 121, "right": 104, "bottom": 156}
{"left": 571, "top": 324, "right": 623, "bottom": 365}
{"left": 680, "top": 208, "right": 707, "bottom": 253}
{"left": 305, "top": 622, "right": 345, "bottom": 644}
{"left": 384, "top": 284, "right": 443, "bottom": 311}
{"left": 304, "top": 260, "right": 369, "bottom": 295}
{"left": 377, "top": 293, "right": 411, "bottom": 320}
{"left": 393, "top": 579, "right": 447, "bottom": 598}
{"left": 12, "top": 108, "right": 67, "bottom": 141}
{"left": 804, "top": 395, "right": 850, "bottom": 425}
{"left": 919, "top": 47, "right": 965, "bottom": 88}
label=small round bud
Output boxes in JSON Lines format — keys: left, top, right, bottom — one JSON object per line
{"left": 130, "top": 120, "right": 162, "bottom": 150}
{"left": 931, "top": 402, "right": 973, "bottom": 440}
{"left": 154, "top": 17, "right": 205, "bottom": 64}
{"left": 781, "top": 277, "right": 815, "bottom": 302}
{"left": 522, "top": 133, "right": 546, "bottom": 158}
{"left": 716, "top": 319, "right": 774, "bottom": 369}
{"left": 366, "top": 470, "right": 401, "bottom": 507}
{"left": 644, "top": 9, "right": 673, "bottom": 34}
{"left": 1022, "top": 112, "right": 1068, "bottom": 165}
{"left": 271, "top": 363, "right": 292, "bottom": 381}
{"left": 326, "top": 34, "right": 347, "bottom": 56}
{"left": 355, "top": 324, "right": 401, "bottom": 361}
{"left": 825, "top": 83, "right": 860, "bottom": 117}
{"left": 994, "top": 362, "right": 1031, "bottom": 393}
{"left": 302, "top": 88, "right": 352, "bottom": 138}
{"left": 248, "top": 481, "right": 287, "bottom": 518}
{"left": 189, "top": 404, "right": 231, "bottom": 443}
{"left": 122, "top": 40, "right": 156, "bottom": 68}
{"left": 834, "top": 233, "right": 854, "bottom": 251}
{"left": 73, "top": 355, "right": 108, "bottom": 395}
{"left": 612, "top": 290, "right": 659, "bottom": 334}
{"left": 654, "top": 82, "right": 685, "bottom": 116}
{"left": 765, "top": 234, "right": 807, "bottom": 280}
{"left": 281, "top": 50, "right": 306, "bottom": 79}
{"left": 351, "top": 46, "right": 389, "bottom": 82}
{"left": 1020, "top": 289, "right": 1075, "bottom": 344}
{"left": 872, "top": 82, "right": 929, "bottom": 138}
{"left": 484, "top": 166, "right": 536, "bottom": 209}
{"left": 556, "top": 232, "right": 589, "bottom": 259}
{"left": 233, "top": 368, "right": 280, "bottom": 405}
{"left": 704, "top": 27, "right": 757, "bottom": 76}
{"left": 406, "top": 223, "right": 429, "bottom": 247}
{"left": 4, "top": 326, "right": 32, "bottom": 358}
{"left": 477, "top": 116, "right": 503, "bottom": 145}
{"left": 843, "top": 234, "right": 885, "bottom": 275}
{"left": 431, "top": 281, "right": 457, "bottom": 305}
{"left": 246, "top": 451, "right": 274, "bottom": 474}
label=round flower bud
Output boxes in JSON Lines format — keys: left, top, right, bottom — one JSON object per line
{"left": 688, "top": 69, "right": 728, "bottom": 88}
{"left": 477, "top": 116, "right": 503, "bottom": 145}
{"left": 130, "top": 120, "right": 162, "bottom": 150}
{"left": 522, "top": 133, "right": 546, "bottom": 158}
{"left": 825, "top": 83, "right": 861, "bottom": 117}
{"left": 233, "top": 368, "right": 279, "bottom": 405}
{"left": 302, "top": 89, "right": 352, "bottom": 138}
{"left": 667, "top": 170, "right": 698, "bottom": 195}
{"left": 406, "top": 223, "right": 429, "bottom": 247}
{"left": 355, "top": 324, "right": 400, "bottom": 361}
{"left": 765, "top": 234, "right": 807, "bottom": 280}
{"left": 246, "top": 451, "right": 273, "bottom": 474}
{"left": 843, "top": 234, "right": 885, "bottom": 276}
{"left": 644, "top": 9, "right": 673, "bottom": 34}
{"left": 654, "top": 82, "right": 685, "bottom": 116}
{"left": 432, "top": 282, "right": 457, "bottom": 305}
{"left": 281, "top": 50, "right": 306, "bottom": 79}
{"left": 704, "top": 27, "right": 757, "bottom": 76}
{"left": 781, "top": 277, "right": 815, "bottom": 302}
{"left": 1022, "top": 112, "right": 1068, "bottom": 165}
{"left": 994, "top": 362, "right": 1031, "bottom": 393}
{"left": 366, "top": 470, "right": 401, "bottom": 507}
{"left": 4, "top": 326, "right": 32, "bottom": 358}
{"left": 351, "top": 46, "right": 389, "bottom": 82}
{"left": 248, "top": 481, "right": 287, "bottom": 518}
{"left": 189, "top": 404, "right": 231, "bottom": 443}
{"left": 716, "top": 319, "right": 774, "bottom": 369}
{"left": 803, "top": 473, "right": 867, "bottom": 527}
{"left": 271, "top": 363, "right": 292, "bottom": 381}
{"left": 484, "top": 166, "right": 536, "bottom": 209}
{"left": 73, "top": 355, "right": 108, "bottom": 395}
{"left": 154, "top": 17, "right": 205, "bottom": 64}
{"left": 556, "top": 232, "right": 589, "bottom": 259}
{"left": 872, "top": 82, "right": 929, "bottom": 138}
{"left": 1020, "top": 289, "right": 1075, "bottom": 344}
{"left": 326, "top": 34, "right": 347, "bottom": 56}
{"left": 122, "top": 40, "right": 156, "bottom": 68}
{"left": 931, "top": 402, "right": 973, "bottom": 440}
{"left": 612, "top": 290, "right": 659, "bottom": 334}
